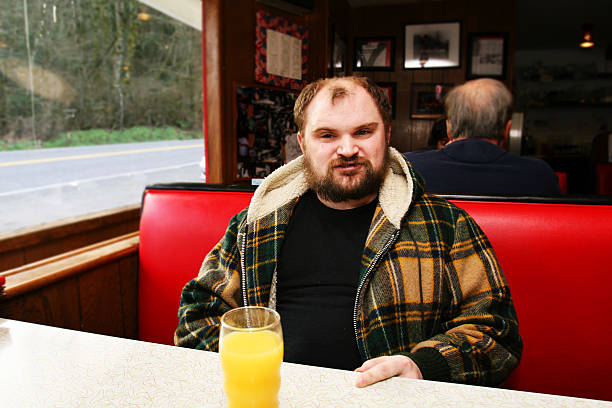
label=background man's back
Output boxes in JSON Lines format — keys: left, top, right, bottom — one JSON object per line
{"left": 405, "top": 138, "right": 561, "bottom": 195}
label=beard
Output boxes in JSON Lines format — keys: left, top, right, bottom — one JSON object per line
{"left": 303, "top": 150, "right": 389, "bottom": 203}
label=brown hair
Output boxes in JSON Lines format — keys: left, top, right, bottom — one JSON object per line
{"left": 293, "top": 76, "right": 392, "bottom": 133}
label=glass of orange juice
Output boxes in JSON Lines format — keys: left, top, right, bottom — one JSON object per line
{"left": 219, "top": 306, "right": 284, "bottom": 408}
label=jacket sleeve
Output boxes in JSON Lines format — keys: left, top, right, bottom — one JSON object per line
{"left": 407, "top": 210, "right": 523, "bottom": 386}
{"left": 174, "top": 209, "right": 247, "bottom": 351}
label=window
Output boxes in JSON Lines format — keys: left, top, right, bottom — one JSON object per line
{"left": 0, "top": 0, "right": 203, "bottom": 233}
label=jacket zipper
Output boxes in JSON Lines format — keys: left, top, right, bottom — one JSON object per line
{"left": 353, "top": 230, "right": 400, "bottom": 359}
{"left": 239, "top": 229, "right": 248, "bottom": 306}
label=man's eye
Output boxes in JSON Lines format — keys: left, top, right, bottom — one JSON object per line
{"left": 321, "top": 133, "right": 334, "bottom": 138}
{"left": 356, "top": 128, "right": 371, "bottom": 135}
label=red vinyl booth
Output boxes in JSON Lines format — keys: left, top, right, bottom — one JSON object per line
{"left": 554, "top": 171, "right": 567, "bottom": 194}
{"left": 139, "top": 183, "right": 612, "bottom": 402}
{"left": 596, "top": 163, "right": 612, "bottom": 195}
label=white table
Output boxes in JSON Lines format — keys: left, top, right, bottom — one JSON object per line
{"left": 1, "top": 318, "right": 610, "bottom": 407}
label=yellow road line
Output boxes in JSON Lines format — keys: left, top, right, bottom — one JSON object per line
{"left": 0, "top": 144, "right": 203, "bottom": 167}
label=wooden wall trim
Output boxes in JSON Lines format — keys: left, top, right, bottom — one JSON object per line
{"left": 205, "top": 0, "right": 224, "bottom": 183}
{"left": 0, "top": 204, "right": 140, "bottom": 272}
{"left": 0, "top": 204, "right": 140, "bottom": 253}
{"left": 0, "top": 232, "right": 139, "bottom": 298}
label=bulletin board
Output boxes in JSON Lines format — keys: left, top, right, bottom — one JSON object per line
{"left": 255, "top": 10, "right": 309, "bottom": 90}
{"left": 234, "top": 84, "right": 298, "bottom": 181}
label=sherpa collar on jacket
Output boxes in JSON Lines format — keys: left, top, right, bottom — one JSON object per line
{"left": 247, "top": 147, "right": 419, "bottom": 229}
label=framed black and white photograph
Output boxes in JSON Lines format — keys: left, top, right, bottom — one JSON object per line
{"left": 467, "top": 33, "right": 508, "bottom": 79}
{"left": 410, "top": 82, "right": 454, "bottom": 119}
{"left": 403, "top": 22, "right": 461, "bottom": 69}
{"left": 376, "top": 82, "right": 397, "bottom": 119}
{"left": 353, "top": 37, "right": 395, "bottom": 71}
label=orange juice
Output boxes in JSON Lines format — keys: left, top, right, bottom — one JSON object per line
{"left": 220, "top": 330, "right": 283, "bottom": 408}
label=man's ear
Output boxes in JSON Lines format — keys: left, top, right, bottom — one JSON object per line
{"left": 502, "top": 119, "right": 512, "bottom": 148}
{"left": 504, "top": 119, "right": 512, "bottom": 138}
{"left": 297, "top": 131, "right": 305, "bottom": 154}
{"left": 386, "top": 126, "right": 392, "bottom": 145}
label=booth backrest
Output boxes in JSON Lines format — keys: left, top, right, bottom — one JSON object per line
{"left": 139, "top": 184, "right": 612, "bottom": 401}
{"left": 138, "top": 186, "right": 253, "bottom": 347}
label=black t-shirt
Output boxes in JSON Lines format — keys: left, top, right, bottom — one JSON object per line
{"left": 276, "top": 190, "right": 377, "bottom": 370}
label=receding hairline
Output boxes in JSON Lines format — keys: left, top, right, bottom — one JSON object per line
{"left": 317, "top": 78, "right": 364, "bottom": 104}
{"left": 294, "top": 76, "right": 393, "bottom": 134}
{"left": 454, "top": 78, "right": 510, "bottom": 109}
{"left": 302, "top": 85, "right": 384, "bottom": 133}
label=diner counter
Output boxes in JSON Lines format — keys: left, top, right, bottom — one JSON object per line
{"left": 1, "top": 318, "right": 610, "bottom": 407}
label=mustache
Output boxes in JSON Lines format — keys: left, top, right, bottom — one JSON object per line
{"left": 331, "top": 156, "right": 366, "bottom": 167}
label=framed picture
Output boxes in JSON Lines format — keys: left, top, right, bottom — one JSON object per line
{"left": 353, "top": 37, "right": 395, "bottom": 71}
{"left": 403, "top": 22, "right": 461, "bottom": 69}
{"left": 467, "top": 33, "right": 508, "bottom": 79}
{"left": 410, "top": 82, "right": 454, "bottom": 119}
{"left": 234, "top": 83, "right": 298, "bottom": 181}
{"left": 376, "top": 82, "right": 396, "bottom": 119}
{"left": 255, "top": 10, "right": 309, "bottom": 90}
{"left": 329, "top": 27, "right": 346, "bottom": 77}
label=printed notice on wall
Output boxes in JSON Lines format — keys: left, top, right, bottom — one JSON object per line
{"left": 266, "top": 29, "right": 302, "bottom": 80}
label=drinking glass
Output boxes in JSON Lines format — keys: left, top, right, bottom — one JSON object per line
{"left": 219, "top": 306, "right": 284, "bottom": 408}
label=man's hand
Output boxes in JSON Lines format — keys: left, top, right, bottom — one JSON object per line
{"left": 354, "top": 355, "right": 423, "bottom": 388}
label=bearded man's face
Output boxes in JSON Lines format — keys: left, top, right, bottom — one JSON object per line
{"left": 298, "top": 81, "right": 389, "bottom": 205}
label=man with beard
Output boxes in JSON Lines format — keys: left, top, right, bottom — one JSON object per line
{"left": 175, "top": 77, "right": 522, "bottom": 388}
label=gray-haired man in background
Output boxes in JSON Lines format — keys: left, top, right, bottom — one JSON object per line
{"left": 404, "top": 78, "right": 562, "bottom": 195}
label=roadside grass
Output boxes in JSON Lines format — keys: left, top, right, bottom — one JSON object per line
{"left": 0, "top": 127, "right": 203, "bottom": 151}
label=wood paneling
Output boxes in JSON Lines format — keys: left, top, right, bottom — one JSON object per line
{"left": 222, "top": 0, "right": 256, "bottom": 183}
{"left": 0, "top": 277, "right": 81, "bottom": 330}
{"left": 0, "top": 233, "right": 139, "bottom": 298}
{"left": 0, "top": 234, "right": 139, "bottom": 339}
{"left": 304, "top": 0, "right": 328, "bottom": 82}
{"left": 204, "top": 0, "right": 224, "bottom": 183}
{"left": 119, "top": 256, "right": 138, "bottom": 339}
{"left": 0, "top": 251, "right": 25, "bottom": 275}
{"left": 78, "top": 263, "right": 125, "bottom": 337}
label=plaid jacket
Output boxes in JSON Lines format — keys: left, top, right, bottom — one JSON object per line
{"left": 175, "top": 148, "right": 522, "bottom": 386}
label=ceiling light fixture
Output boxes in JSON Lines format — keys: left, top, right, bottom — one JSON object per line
{"left": 580, "top": 23, "right": 594, "bottom": 48}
